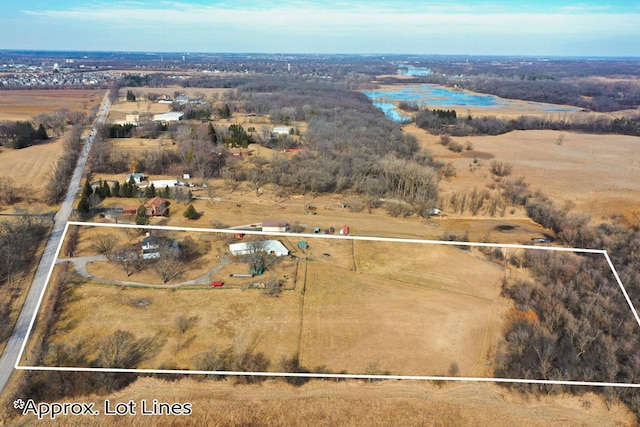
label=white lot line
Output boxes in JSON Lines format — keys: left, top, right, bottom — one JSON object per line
{"left": 15, "top": 221, "right": 640, "bottom": 389}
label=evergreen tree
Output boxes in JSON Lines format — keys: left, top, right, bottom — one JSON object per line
{"left": 119, "top": 180, "right": 128, "bottom": 198}
{"left": 81, "top": 180, "right": 93, "bottom": 200}
{"left": 126, "top": 176, "right": 137, "bottom": 198}
{"left": 112, "top": 181, "right": 120, "bottom": 197}
{"left": 77, "top": 193, "right": 91, "bottom": 218}
{"left": 161, "top": 185, "right": 171, "bottom": 199}
{"left": 37, "top": 124, "right": 49, "bottom": 140}
{"left": 219, "top": 103, "right": 231, "bottom": 119}
{"left": 135, "top": 205, "right": 149, "bottom": 225}
{"left": 144, "top": 183, "right": 156, "bottom": 198}
{"left": 208, "top": 123, "right": 218, "bottom": 144}
{"left": 126, "top": 90, "right": 136, "bottom": 102}
{"left": 101, "top": 180, "right": 111, "bottom": 198}
{"left": 183, "top": 204, "right": 199, "bottom": 220}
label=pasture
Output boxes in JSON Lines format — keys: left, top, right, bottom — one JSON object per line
{"left": 404, "top": 124, "right": 640, "bottom": 221}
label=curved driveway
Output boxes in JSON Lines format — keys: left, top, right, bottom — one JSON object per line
{"left": 57, "top": 254, "right": 230, "bottom": 288}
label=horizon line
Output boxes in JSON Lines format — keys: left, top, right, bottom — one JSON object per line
{"left": 1, "top": 49, "right": 640, "bottom": 60}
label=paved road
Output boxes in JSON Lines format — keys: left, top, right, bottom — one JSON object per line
{"left": 0, "top": 92, "right": 111, "bottom": 396}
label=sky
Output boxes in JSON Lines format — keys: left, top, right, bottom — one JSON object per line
{"left": 1, "top": 1, "right": 639, "bottom": 56}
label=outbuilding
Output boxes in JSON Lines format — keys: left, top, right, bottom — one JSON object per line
{"left": 152, "top": 112, "right": 184, "bottom": 122}
{"left": 262, "top": 220, "right": 289, "bottom": 233}
{"left": 229, "top": 240, "right": 289, "bottom": 257}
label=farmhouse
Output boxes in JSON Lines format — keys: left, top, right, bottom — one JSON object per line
{"left": 262, "top": 220, "right": 289, "bottom": 233}
{"left": 144, "top": 197, "right": 170, "bottom": 217}
{"left": 141, "top": 235, "right": 178, "bottom": 259}
{"left": 229, "top": 240, "right": 289, "bottom": 257}
{"left": 152, "top": 112, "right": 184, "bottom": 122}
{"left": 127, "top": 172, "right": 145, "bottom": 184}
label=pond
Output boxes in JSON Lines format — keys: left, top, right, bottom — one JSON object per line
{"left": 398, "top": 66, "right": 431, "bottom": 76}
{"left": 363, "top": 84, "right": 581, "bottom": 123}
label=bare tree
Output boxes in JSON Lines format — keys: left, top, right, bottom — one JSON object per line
{"left": 151, "top": 241, "right": 187, "bottom": 284}
{"left": 113, "top": 245, "right": 143, "bottom": 277}
{"left": 90, "top": 234, "right": 118, "bottom": 261}
{"left": 97, "top": 330, "right": 165, "bottom": 368}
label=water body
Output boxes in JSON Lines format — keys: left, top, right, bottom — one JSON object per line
{"left": 372, "top": 101, "right": 411, "bottom": 123}
{"left": 398, "top": 66, "right": 431, "bottom": 76}
{"left": 363, "top": 84, "right": 581, "bottom": 122}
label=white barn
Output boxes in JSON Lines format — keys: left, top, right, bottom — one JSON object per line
{"left": 273, "top": 127, "right": 291, "bottom": 135}
{"left": 142, "top": 179, "right": 179, "bottom": 189}
{"left": 229, "top": 240, "right": 289, "bottom": 257}
{"left": 152, "top": 112, "right": 184, "bottom": 122}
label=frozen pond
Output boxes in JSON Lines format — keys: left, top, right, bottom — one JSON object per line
{"left": 372, "top": 101, "right": 411, "bottom": 123}
{"left": 398, "top": 66, "right": 431, "bottom": 77}
{"left": 363, "top": 84, "right": 581, "bottom": 122}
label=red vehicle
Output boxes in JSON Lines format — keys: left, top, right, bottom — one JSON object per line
{"left": 211, "top": 281, "right": 224, "bottom": 288}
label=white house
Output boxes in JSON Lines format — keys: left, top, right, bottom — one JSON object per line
{"left": 127, "top": 172, "right": 146, "bottom": 184}
{"left": 229, "top": 240, "right": 289, "bottom": 257}
{"left": 273, "top": 127, "right": 291, "bottom": 135}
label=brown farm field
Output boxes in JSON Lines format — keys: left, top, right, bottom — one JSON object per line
{"left": 32, "top": 226, "right": 508, "bottom": 379}
{"left": 404, "top": 124, "right": 640, "bottom": 222}
{"left": 0, "top": 89, "right": 104, "bottom": 203}
{"left": 0, "top": 89, "right": 103, "bottom": 121}
{"left": 0, "top": 139, "right": 64, "bottom": 202}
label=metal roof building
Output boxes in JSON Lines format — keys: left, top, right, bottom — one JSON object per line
{"left": 152, "top": 112, "right": 184, "bottom": 122}
{"left": 229, "top": 240, "right": 289, "bottom": 257}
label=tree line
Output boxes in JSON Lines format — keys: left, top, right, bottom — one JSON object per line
{"left": 415, "top": 108, "right": 640, "bottom": 137}
{"left": 0, "top": 121, "right": 48, "bottom": 148}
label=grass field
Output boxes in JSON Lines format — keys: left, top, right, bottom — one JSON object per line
{"left": 299, "top": 245, "right": 505, "bottom": 376}
{"left": 5, "top": 376, "right": 635, "bottom": 426}
{"left": 404, "top": 124, "right": 640, "bottom": 222}
{"left": 0, "top": 138, "right": 64, "bottom": 203}
{"left": 0, "top": 89, "right": 104, "bottom": 204}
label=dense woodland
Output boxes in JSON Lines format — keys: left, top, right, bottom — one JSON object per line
{"left": 93, "top": 77, "right": 442, "bottom": 216}
{"left": 478, "top": 187, "right": 640, "bottom": 417}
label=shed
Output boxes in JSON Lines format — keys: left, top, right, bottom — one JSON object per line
{"left": 123, "top": 206, "right": 138, "bottom": 215}
{"left": 262, "top": 220, "right": 289, "bottom": 233}
{"left": 314, "top": 227, "right": 321, "bottom": 233}
{"left": 297, "top": 241, "right": 309, "bottom": 250}
{"left": 340, "top": 225, "right": 349, "bottom": 236}
{"left": 211, "top": 281, "right": 224, "bottom": 288}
